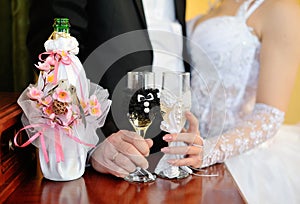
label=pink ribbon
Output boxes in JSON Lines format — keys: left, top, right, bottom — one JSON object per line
{"left": 38, "top": 51, "right": 72, "bottom": 84}
{"left": 54, "top": 128, "right": 64, "bottom": 162}
{"left": 14, "top": 124, "right": 49, "bottom": 162}
{"left": 14, "top": 123, "right": 95, "bottom": 163}
{"left": 68, "top": 61, "right": 85, "bottom": 100}
{"left": 38, "top": 51, "right": 86, "bottom": 102}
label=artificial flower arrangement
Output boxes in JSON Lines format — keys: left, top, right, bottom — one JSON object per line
{"left": 14, "top": 18, "right": 111, "bottom": 181}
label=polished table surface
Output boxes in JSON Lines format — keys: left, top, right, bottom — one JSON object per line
{"left": 4, "top": 163, "right": 245, "bottom": 204}
{"left": 1, "top": 92, "right": 245, "bottom": 203}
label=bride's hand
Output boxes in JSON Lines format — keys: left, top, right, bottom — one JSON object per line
{"left": 161, "top": 111, "right": 203, "bottom": 168}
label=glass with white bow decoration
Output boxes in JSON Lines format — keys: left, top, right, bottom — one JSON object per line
{"left": 125, "top": 71, "right": 160, "bottom": 183}
{"left": 155, "top": 71, "right": 192, "bottom": 179}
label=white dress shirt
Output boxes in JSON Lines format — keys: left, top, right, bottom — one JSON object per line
{"left": 142, "top": 0, "right": 185, "bottom": 88}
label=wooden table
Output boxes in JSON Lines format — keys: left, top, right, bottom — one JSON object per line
{"left": 1, "top": 92, "right": 246, "bottom": 204}
{"left": 0, "top": 92, "right": 36, "bottom": 203}
{"left": 4, "top": 163, "right": 245, "bottom": 204}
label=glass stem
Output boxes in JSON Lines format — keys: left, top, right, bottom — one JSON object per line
{"left": 135, "top": 128, "right": 148, "bottom": 138}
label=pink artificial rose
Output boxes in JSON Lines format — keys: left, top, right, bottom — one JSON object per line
{"left": 42, "top": 105, "right": 53, "bottom": 116}
{"left": 35, "top": 62, "right": 51, "bottom": 71}
{"left": 52, "top": 88, "right": 71, "bottom": 103}
{"left": 89, "top": 104, "right": 102, "bottom": 117}
{"left": 41, "top": 95, "right": 53, "bottom": 106}
{"left": 88, "top": 95, "right": 99, "bottom": 107}
{"left": 28, "top": 87, "right": 43, "bottom": 100}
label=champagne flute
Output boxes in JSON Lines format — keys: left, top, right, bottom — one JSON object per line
{"left": 125, "top": 71, "right": 159, "bottom": 183}
{"left": 159, "top": 71, "right": 191, "bottom": 179}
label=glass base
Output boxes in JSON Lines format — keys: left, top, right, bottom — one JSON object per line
{"left": 157, "top": 168, "right": 190, "bottom": 180}
{"left": 124, "top": 167, "right": 156, "bottom": 183}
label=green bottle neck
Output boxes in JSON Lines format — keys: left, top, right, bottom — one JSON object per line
{"left": 52, "top": 18, "right": 70, "bottom": 39}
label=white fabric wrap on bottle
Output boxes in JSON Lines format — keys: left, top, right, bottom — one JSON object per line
{"left": 16, "top": 37, "right": 111, "bottom": 181}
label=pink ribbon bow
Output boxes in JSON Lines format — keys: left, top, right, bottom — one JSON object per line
{"left": 14, "top": 123, "right": 95, "bottom": 163}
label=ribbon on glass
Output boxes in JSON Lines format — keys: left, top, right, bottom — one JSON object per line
{"left": 14, "top": 123, "right": 95, "bottom": 163}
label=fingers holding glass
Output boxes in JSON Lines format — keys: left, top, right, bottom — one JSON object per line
{"left": 91, "top": 132, "right": 151, "bottom": 178}
{"left": 124, "top": 72, "right": 159, "bottom": 182}
{"left": 119, "top": 130, "right": 152, "bottom": 156}
{"left": 162, "top": 145, "right": 203, "bottom": 167}
{"left": 163, "top": 132, "right": 202, "bottom": 142}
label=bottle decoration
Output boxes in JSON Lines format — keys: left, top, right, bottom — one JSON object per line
{"left": 14, "top": 18, "right": 111, "bottom": 181}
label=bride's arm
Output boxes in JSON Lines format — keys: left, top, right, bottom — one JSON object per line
{"left": 201, "top": 104, "right": 284, "bottom": 167}
{"left": 163, "top": 1, "right": 300, "bottom": 169}
{"left": 202, "top": 0, "right": 300, "bottom": 168}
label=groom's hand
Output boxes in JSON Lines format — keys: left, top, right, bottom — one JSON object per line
{"left": 91, "top": 130, "right": 153, "bottom": 178}
{"left": 161, "top": 111, "right": 203, "bottom": 168}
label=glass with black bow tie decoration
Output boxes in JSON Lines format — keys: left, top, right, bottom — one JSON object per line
{"left": 125, "top": 71, "right": 160, "bottom": 183}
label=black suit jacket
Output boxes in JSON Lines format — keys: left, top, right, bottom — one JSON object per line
{"left": 27, "top": 0, "right": 188, "bottom": 153}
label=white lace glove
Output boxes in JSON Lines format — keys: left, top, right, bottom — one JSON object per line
{"left": 201, "top": 103, "right": 285, "bottom": 168}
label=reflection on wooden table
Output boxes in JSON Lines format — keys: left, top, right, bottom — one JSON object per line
{"left": 4, "top": 164, "right": 245, "bottom": 204}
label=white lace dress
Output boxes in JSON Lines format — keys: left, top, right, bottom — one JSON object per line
{"left": 187, "top": 0, "right": 300, "bottom": 203}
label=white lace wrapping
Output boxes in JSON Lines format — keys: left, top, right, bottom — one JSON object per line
{"left": 155, "top": 89, "right": 192, "bottom": 178}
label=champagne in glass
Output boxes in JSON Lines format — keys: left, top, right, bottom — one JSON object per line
{"left": 159, "top": 71, "right": 191, "bottom": 179}
{"left": 125, "top": 71, "right": 160, "bottom": 182}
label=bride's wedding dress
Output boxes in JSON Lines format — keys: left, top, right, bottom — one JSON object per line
{"left": 187, "top": 0, "right": 300, "bottom": 203}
